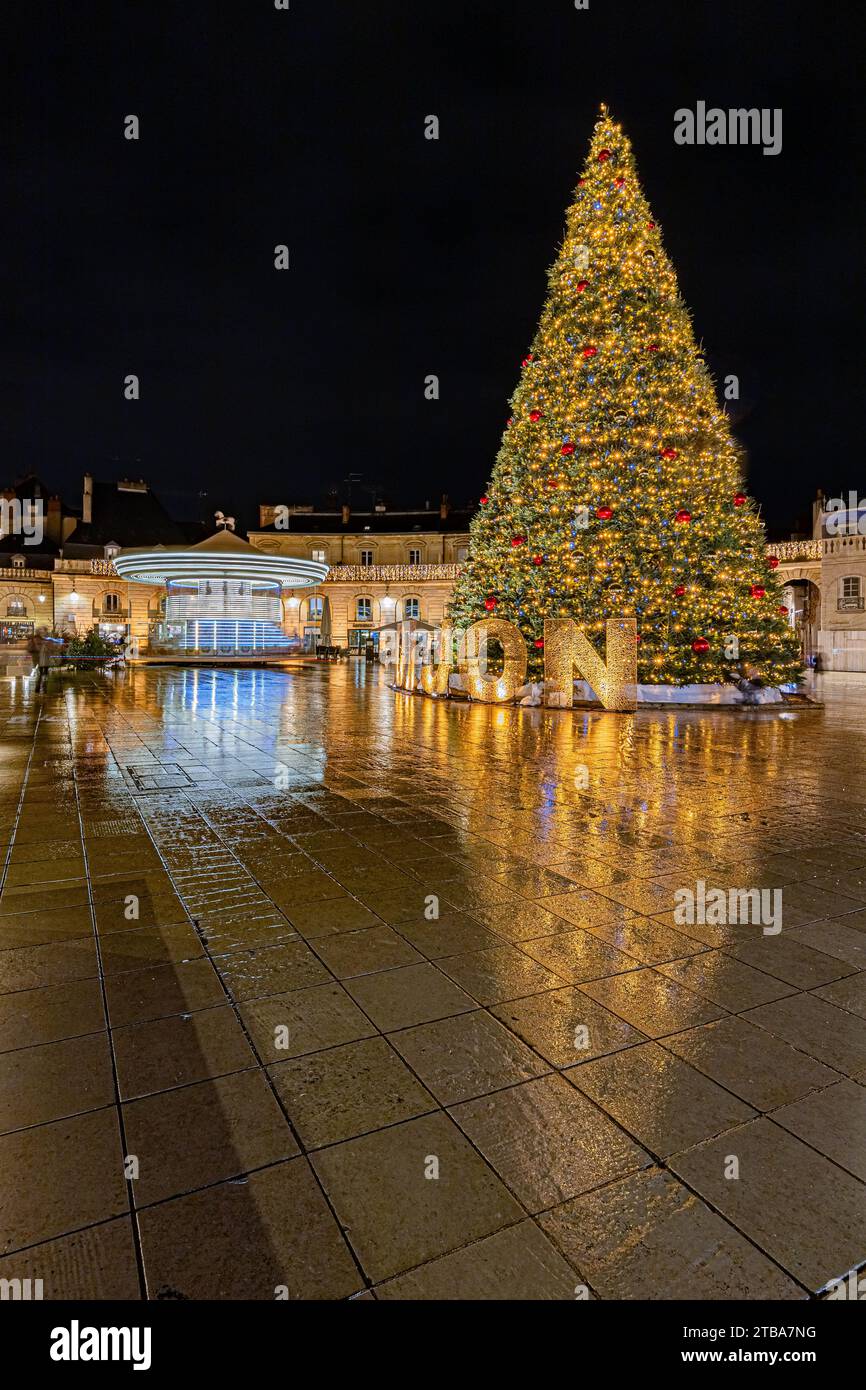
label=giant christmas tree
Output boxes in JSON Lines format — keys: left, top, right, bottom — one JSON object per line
{"left": 449, "top": 107, "right": 801, "bottom": 687}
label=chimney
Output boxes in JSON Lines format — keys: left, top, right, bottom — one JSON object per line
{"left": 82, "top": 474, "right": 93, "bottom": 525}
{"left": 341, "top": 504, "right": 351, "bottom": 525}
{"left": 46, "top": 495, "right": 62, "bottom": 544}
{"left": 439, "top": 493, "right": 450, "bottom": 521}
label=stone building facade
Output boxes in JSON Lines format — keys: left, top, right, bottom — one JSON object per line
{"left": 248, "top": 498, "right": 472, "bottom": 651}
{"left": 0, "top": 474, "right": 181, "bottom": 654}
{"left": 774, "top": 492, "right": 866, "bottom": 671}
{"left": 0, "top": 480, "right": 473, "bottom": 657}
{"left": 4, "top": 474, "right": 865, "bottom": 671}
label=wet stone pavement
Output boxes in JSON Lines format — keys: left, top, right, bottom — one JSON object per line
{"left": 0, "top": 662, "right": 864, "bottom": 1300}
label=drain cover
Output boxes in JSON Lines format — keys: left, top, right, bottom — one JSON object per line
{"left": 126, "top": 763, "right": 193, "bottom": 792}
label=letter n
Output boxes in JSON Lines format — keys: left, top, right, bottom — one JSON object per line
{"left": 543, "top": 617, "right": 637, "bottom": 710}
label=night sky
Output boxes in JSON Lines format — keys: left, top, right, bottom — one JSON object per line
{"left": 5, "top": 1, "right": 862, "bottom": 536}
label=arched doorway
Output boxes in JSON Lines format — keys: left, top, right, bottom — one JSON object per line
{"left": 780, "top": 578, "right": 821, "bottom": 663}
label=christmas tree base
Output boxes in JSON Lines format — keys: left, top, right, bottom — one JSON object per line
{"left": 587, "top": 680, "right": 788, "bottom": 707}
{"left": 400, "top": 673, "right": 805, "bottom": 709}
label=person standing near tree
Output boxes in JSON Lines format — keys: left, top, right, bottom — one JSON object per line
{"left": 33, "top": 626, "right": 58, "bottom": 693}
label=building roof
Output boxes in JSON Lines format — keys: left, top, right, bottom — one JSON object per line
{"left": 63, "top": 480, "right": 190, "bottom": 552}
{"left": 1, "top": 472, "right": 59, "bottom": 503}
{"left": 0, "top": 473, "right": 64, "bottom": 567}
{"left": 191, "top": 528, "right": 260, "bottom": 556}
{"left": 0, "top": 539, "right": 60, "bottom": 567}
{"left": 253, "top": 506, "right": 475, "bottom": 536}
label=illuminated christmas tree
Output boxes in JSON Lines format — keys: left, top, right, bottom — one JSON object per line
{"left": 450, "top": 106, "right": 801, "bottom": 687}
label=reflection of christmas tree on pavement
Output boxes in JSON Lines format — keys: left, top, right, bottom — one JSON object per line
{"left": 450, "top": 105, "right": 801, "bottom": 687}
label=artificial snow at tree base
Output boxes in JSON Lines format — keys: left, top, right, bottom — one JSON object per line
{"left": 443, "top": 674, "right": 794, "bottom": 707}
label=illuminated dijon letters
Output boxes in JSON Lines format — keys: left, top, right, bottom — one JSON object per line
{"left": 544, "top": 617, "right": 637, "bottom": 711}
{"left": 405, "top": 615, "right": 638, "bottom": 711}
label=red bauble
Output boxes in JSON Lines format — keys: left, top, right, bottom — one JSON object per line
{"left": 522, "top": 354, "right": 534, "bottom": 366}
{"left": 479, "top": 495, "right": 489, "bottom": 505}
{"left": 510, "top": 535, "right": 526, "bottom": 547}
{"left": 582, "top": 344, "right": 598, "bottom": 358}
{"left": 634, "top": 633, "right": 641, "bottom": 643}
{"left": 545, "top": 477, "right": 560, "bottom": 489}
{"left": 533, "top": 638, "right": 545, "bottom": 649}
{"left": 596, "top": 506, "right": 614, "bottom": 520}
{"left": 614, "top": 176, "right": 625, "bottom": 188}
{"left": 750, "top": 585, "right": 766, "bottom": 598}
{"left": 647, "top": 343, "right": 660, "bottom": 352}
{"left": 674, "top": 584, "right": 686, "bottom": 597}
{"left": 575, "top": 279, "right": 589, "bottom": 293}
{"left": 506, "top": 417, "right": 513, "bottom": 425}
{"left": 560, "top": 442, "right": 576, "bottom": 456}
{"left": 692, "top": 638, "right": 710, "bottom": 654}
{"left": 529, "top": 409, "right": 542, "bottom": 422}
{"left": 778, "top": 604, "right": 789, "bottom": 615}
{"left": 733, "top": 492, "right": 747, "bottom": 507}
{"left": 597, "top": 148, "right": 612, "bottom": 162}
{"left": 647, "top": 220, "right": 655, "bottom": 229}
{"left": 660, "top": 447, "right": 678, "bottom": 460}
{"left": 484, "top": 596, "right": 497, "bottom": 612}
{"left": 674, "top": 509, "right": 692, "bottom": 524}
{"left": 531, "top": 554, "right": 544, "bottom": 566}
{"left": 578, "top": 177, "right": 586, "bottom": 186}
{"left": 767, "top": 555, "right": 780, "bottom": 569}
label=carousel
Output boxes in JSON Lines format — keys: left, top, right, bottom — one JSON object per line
{"left": 113, "top": 521, "right": 328, "bottom": 659}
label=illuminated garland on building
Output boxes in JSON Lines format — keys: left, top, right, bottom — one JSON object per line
{"left": 449, "top": 106, "right": 802, "bottom": 686}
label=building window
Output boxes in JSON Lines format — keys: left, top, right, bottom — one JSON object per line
{"left": 311, "top": 548, "right": 326, "bottom": 564}
{"left": 356, "top": 597, "right": 372, "bottom": 621}
{"left": 359, "top": 549, "right": 374, "bottom": 567}
{"left": 308, "top": 596, "right": 323, "bottom": 620}
{"left": 457, "top": 546, "right": 468, "bottom": 562}
{"left": 105, "top": 544, "right": 120, "bottom": 562}
{"left": 408, "top": 548, "right": 422, "bottom": 565}
{"left": 839, "top": 576, "right": 864, "bottom": 611}
{"left": 403, "top": 597, "right": 420, "bottom": 619}
{"left": 6, "top": 599, "right": 26, "bottom": 617}
{"left": 103, "top": 593, "right": 121, "bottom": 613}
{"left": 11, "top": 554, "right": 25, "bottom": 569}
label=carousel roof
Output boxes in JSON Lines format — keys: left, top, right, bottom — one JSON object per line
{"left": 113, "top": 529, "right": 328, "bottom": 588}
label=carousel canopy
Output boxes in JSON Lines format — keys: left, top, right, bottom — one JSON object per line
{"left": 113, "top": 528, "right": 328, "bottom": 589}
